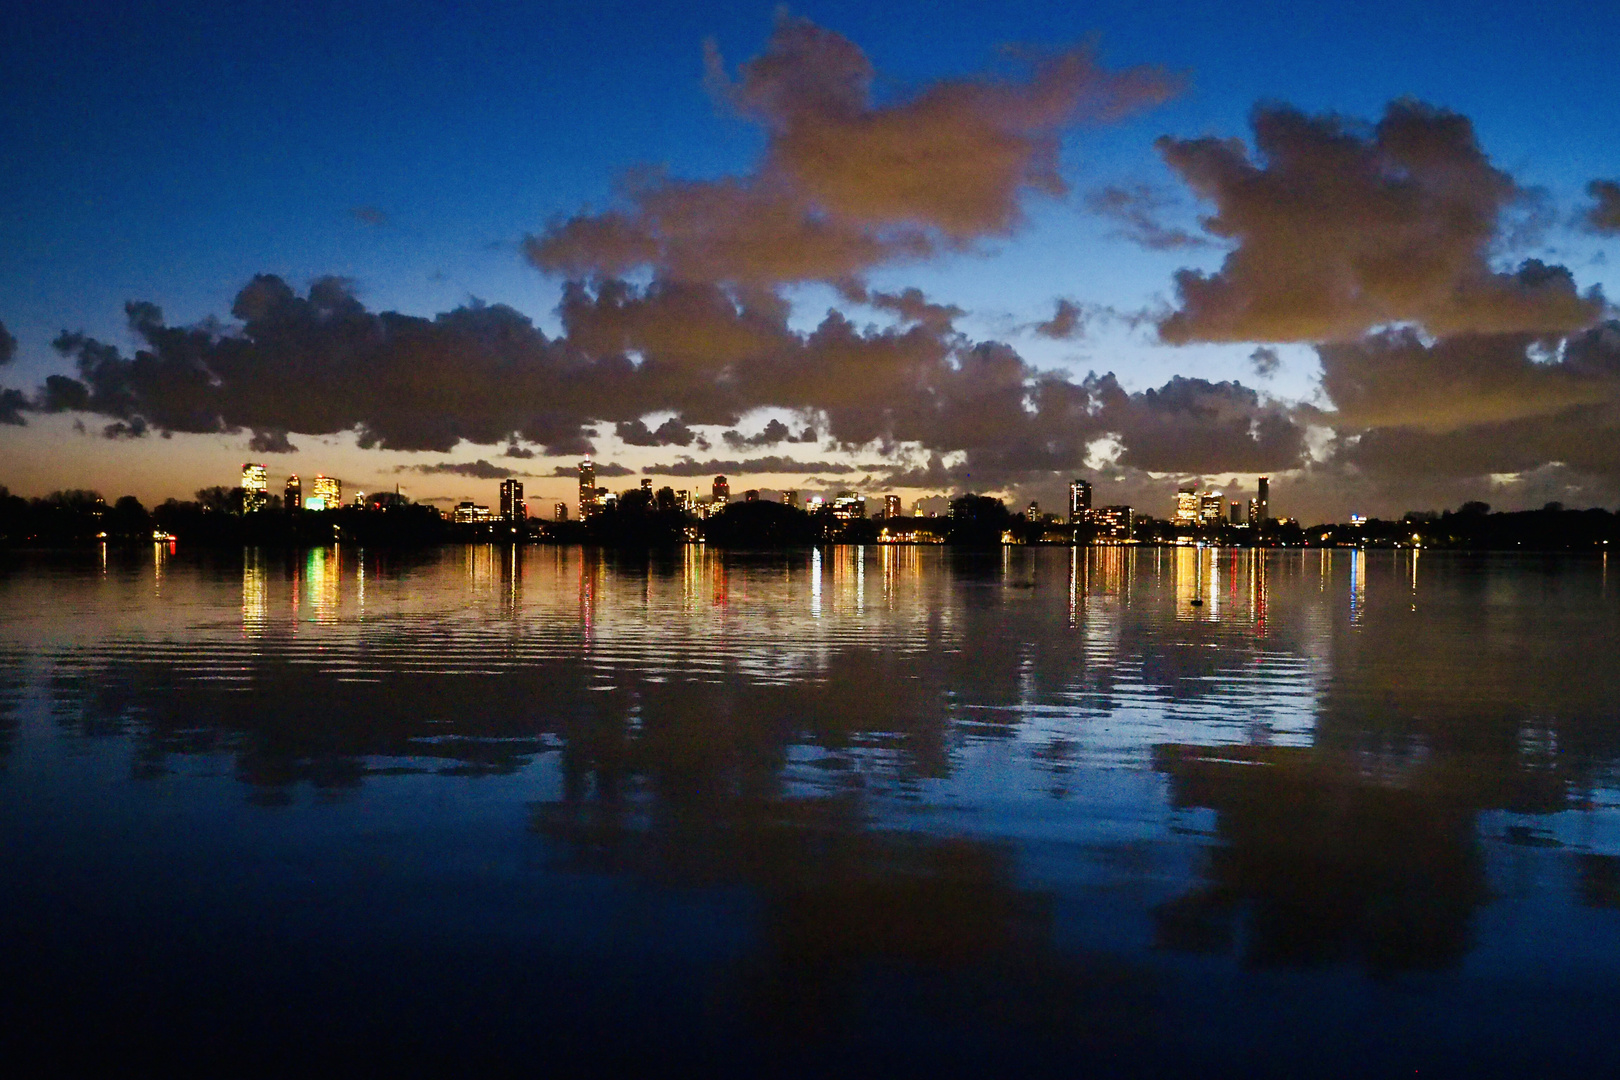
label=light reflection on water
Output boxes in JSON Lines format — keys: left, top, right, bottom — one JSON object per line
{"left": 2, "top": 545, "right": 1620, "bottom": 1074}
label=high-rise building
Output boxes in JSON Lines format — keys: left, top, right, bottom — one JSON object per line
{"left": 1230, "top": 501, "right": 1244, "bottom": 524}
{"left": 1199, "top": 492, "right": 1225, "bottom": 525}
{"left": 241, "top": 463, "right": 268, "bottom": 513}
{"left": 500, "top": 479, "right": 525, "bottom": 521}
{"left": 554, "top": 502, "right": 568, "bottom": 522}
{"left": 1026, "top": 501, "right": 1041, "bottom": 521}
{"left": 1174, "top": 489, "right": 1200, "bottom": 525}
{"left": 831, "top": 491, "right": 864, "bottom": 520}
{"left": 578, "top": 457, "right": 598, "bottom": 519}
{"left": 308, "top": 475, "right": 340, "bottom": 511}
{"left": 1068, "top": 479, "right": 1092, "bottom": 521}
{"left": 1247, "top": 498, "right": 1260, "bottom": 525}
{"left": 884, "top": 494, "right": 901, "bottom": 519}
{"left": 1091, "top": 506, "right": 1134, "bottom": 541}
{"left": 712, "top": 475, "right": 729, "bottom": 503}
{"left": 676, "top": 490, "right": 693, "bottom": 512}
{"left": 1256, "top": 475, "right": 1270, "bottom": 523}
{"left": 284, "top": 475, "right": 301, "bottom": 513}
{"left": 782, "top": 490, "right": 799, "bottom": 510}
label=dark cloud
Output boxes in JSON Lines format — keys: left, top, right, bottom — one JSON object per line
{"left": 1033, "top": 298, "right": 1090, "bottom": 340}
{"left": 1100, "top": 375, "right": 1308, "bottom": 474}
{"left": 551, "top": 462, "right": 635, "bottom": 478}
{"left": 526, "top": 15, "right": 1179, "bottom": 287}
{"left": 402, "top": 459, "right": 528, "bottom": 479}
{"left": 248, "top": 429, "right": 297, "bottom": 453}
{"left": 1084, "top": 184, "right": 1210, "bottom": 250}
{"left": 616, "top": 416, "right": 698, "bottom": 446}
{"left": 1587, "top": 180, "right": 1620, "bottom": 234}
{"left": 1249, "top": 346, "right": 1280, "bottom": 377}
{"left": 721, "top": 417, "right": 817, "bottom": 450}
{"left": 644, "top": 456, "right": 861, "bottom": 477}
{"left": 0, "top": 388, "right": 27, "bottom": 425}
{"left": 1156, "top": 99, "right": 1604, "bottom": 344}
{"left": 504, "top": 443, "right": 536, "bottom": 458}
{"left": 0, "top": 321, "right": 15, "bottom": 366}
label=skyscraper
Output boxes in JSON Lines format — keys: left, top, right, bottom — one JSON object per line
{"left": 241, "top": 463, "right": 268, "bottom": 513}
{"left": 1068, "top": 479, "right": 1092, "bottom": 521}
{"left": 884, "top": 494, "right": 901, "bottom": 519}
{"left": 1256, "top": 476, "right": 1270, "bottom": 523}
{"left": 578, "top": 457, "right": 597, "bottom": 519}
{"left": 1174, "top": 489, "right": 1200, "bottom": 525}
{"left": 500, "top": 478, "right": 525, "bottom": 521}
{"left": 309, "top": 475, "right": 340, "bottom": 510}
{"left": 1199, "top": 492, "right": 1225, "bottom": 525}
{"left": 284, "top": 475, "right": 301, "bottom": 513}
{"left": 554, "top": 502, "right": 568, "bottom": 522}
{"left": 712, "top": 475, "right": 729, "bottom": 503}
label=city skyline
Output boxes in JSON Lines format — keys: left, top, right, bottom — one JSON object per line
{"left": 2, "top": 3, "right": 1619, "bottom": 521}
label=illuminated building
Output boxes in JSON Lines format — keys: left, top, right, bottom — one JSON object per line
{"left": 452, "top": 502, "right": 494, "bottom": 523}
{"left": 1230, "top": 501, "right": 1244, "bottom": 524}
{"left": 578, "top": 457, "right": 599, "bottom": 519}
{"left": 783, "top": 490, "right": 799, "bottom": 510}
{"left": 1174, "top": 489, "right": 1200, "bottom": 525}
{"left": 1247, "top": 498, "right": 1260, "bottom": 525}
{"left": 884, "top": 494, "right": 901, "bottom": 519}
{"left": 1026, "top": 501, "right": 1041, "bottom": 521}
{"left": 1199, "top": 492, "right": 1225, "bottom": 524}
{"left": 307, "top": 475, "right": 340, "bottom": 511}
{"left": 241, "top": 463, "right": 268, "bottom": 512}
{"left": 831, "top": 492, "right": 864, "bottom": 520}
{"left": 640, "top": 478, "right": 653, "bottom": 496}
{"left": 676, "top": 490, "right": 693, "bottom": 511}
{"left": 500, "top": 478, "right": 525, "bottom": 521}
{"left": 1068, "top": 479, "right": 1092, "bottom": 521}
{"left": 1256, "top": 475, "right": 1270, "bottom": 523}
{"left": 1090, "top": 506, "right": 1134, "bottom": 541}
{"left": 284, "top": 475, "right": 301, "bottom": 513}
{"left": 712, "top": 475, "right": 729, "bottom": 503}
{"left": 554, "top": 502, "right": 568, "bottom": 521}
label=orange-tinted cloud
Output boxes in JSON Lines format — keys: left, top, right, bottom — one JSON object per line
{"left": 1156, "top": 100, "right": 1604, "bottom": 344}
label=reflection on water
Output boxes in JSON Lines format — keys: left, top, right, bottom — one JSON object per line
{"left": 3, "top": 547, "right": 1620, "bottom": 1073}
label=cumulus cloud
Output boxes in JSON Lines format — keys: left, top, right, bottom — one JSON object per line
{"left": 616, "top": 416, "right": 698, "bottom": 446}
{"left": 1033, "top": 298, "right": 1090, "bottom": 340}
{"left": 248, "top": 430, "right": 297, "bottom": 453}
{"left": 402, "top": 459, "right": 529, "bottom": 479}
{"left": 721, "top": 417, "right": 816, "bottom": 449}
{"left": 1084, "top": 184, "right": 1209, "bottom": 250}
{"left": 1249, "top": 346, "right": 1280, "bottom": 377}
{"left": 1587, "top": 180, "right": 1620, "bottom": 234}
{"left": 504, "top": 443, "right": 536, "bottom": 458}
{"left": 525, "top": 15, "right": 1179, "bottom": 287}
{"left": 0, "top": 389, "right": 26, "bottom": 425}
{"left": 1156, "top": 99, "right": 1604, "bottom": 344}
{"left": 1097, "top": 375, "right": 1308, "bottom": 474}
{"left": 0, "top": 321, "right": 15, "bottom": 366}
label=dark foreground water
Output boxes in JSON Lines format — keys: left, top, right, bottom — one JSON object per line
{"left": 3, "top": 544, "right": 1620, "bottom": 1076}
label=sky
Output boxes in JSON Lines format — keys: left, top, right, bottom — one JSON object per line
{"left": 2, "top": 0, "right": 1619, "bottom": 522}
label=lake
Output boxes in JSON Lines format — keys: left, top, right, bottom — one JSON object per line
{"left": 3, "top": 544, "right": 1619, "bottom": 1076}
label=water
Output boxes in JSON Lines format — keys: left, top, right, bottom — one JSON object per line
{"left": 3, "top": 544, "right": 1619, "bottom": 1076}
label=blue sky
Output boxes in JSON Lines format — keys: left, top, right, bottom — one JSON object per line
{"left": 3, "top": 0, "right": 1618, "bottom": 513}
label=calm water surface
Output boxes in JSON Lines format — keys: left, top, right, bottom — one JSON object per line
{"left": 3, "top": 545, "right": 1620, "bottom": 1076}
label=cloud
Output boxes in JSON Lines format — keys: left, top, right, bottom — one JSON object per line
{"left": 351, "top": 206, "right": 390, "bottom": 227}
{"left": 551, "top": 462, "right": 635, "bottom": 478}
{"left": 0, "top": 321, "right": 15, "bottom": 366}
{"left": 1587, "top": 180, "right": 1620, "bottom": 234}
{"left": 0, "top": 389, "right": 26, "bottom": 425}
{"left": 504, "top": 442, "right": 536, "bottom": 458}
{"left": 1084, "top": 184, "right": 1210, "bottom": 250}
{"left": 1317, "top": 325, "right": 1620, "bottom": 433}
{"left": 1032, "top": 298, "right": 1090, "bottom": 340}
{"left": 1249, "top": 346, "right": 1280, "bottom": 377}
{"left": 616, "top": 416, "right": 698, "bottom": 446}
{"left": 1156, "top": 99, "right": 1604, "bottom": 344}
{"left": 525, "top": 15, "right": 1179, "bottom": 287}
{"left": 248, "top": 429, "right": 297, "bottom": 453}
{"left": 402, "top": 459, "right": 528, "bottom": 479}
{"left": 1098, "top": 375, "right": 1308, "bottom": 474}
{"left": 721, "top": 417, "right": 817, "bottom": 449}
{"left": 644, "top": 456, "right": 861, "bottom": 478}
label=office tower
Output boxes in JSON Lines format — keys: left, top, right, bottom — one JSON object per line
{"left": 241, "top": 463, "right": 268, "bottom": 513}
{"left": 677, "top": 490, "right": 693, "bottom": 511}
{"left": 1256, "top": 476, "right": 1270, "bottom": 523}
{"left": 1199, "top": 492, "right": 1225, "bottom": 525}
{"left": 1068, "top": 479, "right": 1092, "bottom": 521}
{"left": 578, "top": 457, "right": 597, "bottom": 519}
{"left": 712, "top": 475, "right": 729, "bottom": 503}
{"left": 1247, "top": 498, "right": 1259, "bottom": 525}
{"left": 884, "top": 494, "right": 901, "bottom": 519}
{"left": 283, "top": 475, "right": 301, "bottom": 513}
{"left": 500, "top": 478, "right": 525, "bottom": 521}
{"left": 554, "top": 502, "right": 568, "bottom": 521}
{"left": 310, "top": 475, "right": 340, "bottom": 510}
{"left": 831, "top": 492, "right": 864, "bottom": 520}
{"left": 1230, "top": 501, "right": 1243, "bottom": 524}
{"left": 1174, "top": 489, "right": 1200, "bottom": 525}
{"left": 1026, "top": 501, "right": 1041, "bottom": 521}
{"left": 783, "top": 490, "right": 799, "bottom": 510}
{"left": 1091, "top": 506, "right": 1134, "bottom": 541}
